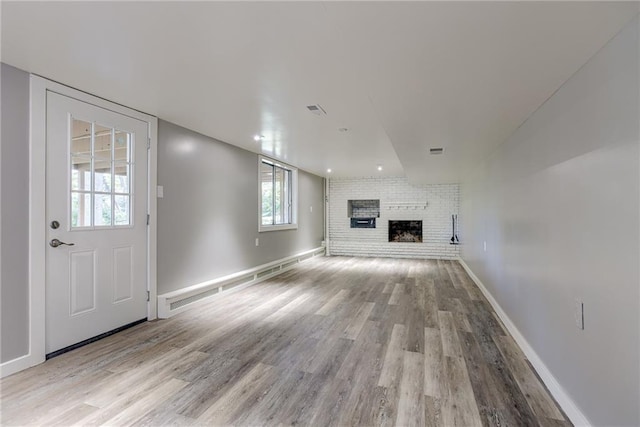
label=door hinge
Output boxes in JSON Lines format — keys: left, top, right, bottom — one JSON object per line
{"left": 147, "top": 214, "right": 150, "bottom": 225}
{"left": 147, "top": 138, "right": 151, "bottom": 150}
{"left": 147, "top": 290, "right": 150, "bottom": 302}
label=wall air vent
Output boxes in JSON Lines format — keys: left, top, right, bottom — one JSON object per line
{"left": 429, "top": 147, "right": 444, "bottom": 155}
{"left": 306, "top": 104, "right": 327, "bottom": 116}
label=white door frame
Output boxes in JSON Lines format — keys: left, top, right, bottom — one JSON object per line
{"left": 22, "top": 75, "right": 158, "bottom": 371}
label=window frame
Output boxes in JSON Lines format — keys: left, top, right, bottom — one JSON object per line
{"left": 68, "top": 118, "right": 134, "bottom": 230}
{"left": 258, "top": 155, "right": 298, "bottom": 232}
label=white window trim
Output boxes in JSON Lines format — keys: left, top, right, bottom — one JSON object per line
{"left": 258, "top": 155, "right": 298, "bottom": 232}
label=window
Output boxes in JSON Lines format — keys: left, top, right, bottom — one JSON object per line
{"left": 70, "top": 118, "right": 133, "bottom": 229}
{"left": 259, "top": 156, "right": 298, "bottom": 232}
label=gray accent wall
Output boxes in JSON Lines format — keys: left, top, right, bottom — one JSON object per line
{"left": 460, "top": 17, "right": 639, "bottom": 426}
{"left": 1, "top": 63, "right": 30, "bottom": 363}
{"left": 157, "top": 120, "right": 324, "bottom": 294}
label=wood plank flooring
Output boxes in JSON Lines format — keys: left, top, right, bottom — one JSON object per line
{"left": 0, "top": 257, "right": 571, "bottom": 426}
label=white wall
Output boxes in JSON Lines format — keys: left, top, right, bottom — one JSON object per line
{"left": 460, "top": 17, "right": 639, "bottom": 426}
{"left": 329, "top": 177, "right": 460, "bottom": 259}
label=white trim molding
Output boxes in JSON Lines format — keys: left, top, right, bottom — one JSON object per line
{"left": 457, "top": 257, "right": 592, "bottom": 427}
{"left": 0, "top": 354, "right": 36, "bottom": 379}
{"left": 158, "top": 247, "right": 325, "bottom": 318}
{"left": 2, "top": 75, "right": 159, "bottom": 379}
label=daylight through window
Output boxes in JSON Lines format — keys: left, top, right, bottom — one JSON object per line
{"left": 259, "top": 156, "right": 298, "bottom": 231}
{"left": 70, "top": 118, "right": 133, "bottom": 229}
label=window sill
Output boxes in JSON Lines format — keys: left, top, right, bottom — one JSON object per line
{"left": 259, "top": 223, "right": 298, "bottom": 233}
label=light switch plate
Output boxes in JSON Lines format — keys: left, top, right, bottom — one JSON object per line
{"left": 574, "top": 298, "right": 584, "bottom": 330}
{"left": 157, "top": 185, "right": 164, "bottom": 198}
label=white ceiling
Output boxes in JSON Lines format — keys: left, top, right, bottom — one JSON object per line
{"left": 2, "top": 2, "right": 638, "bottom": 183}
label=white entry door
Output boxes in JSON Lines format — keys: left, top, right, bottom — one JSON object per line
{"left": 46, "top": 91, "right": 148, "bottom": 354}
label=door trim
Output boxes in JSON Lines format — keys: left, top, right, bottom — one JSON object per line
{"left": 24, "top": 75, "right": 158, "bottom": 372}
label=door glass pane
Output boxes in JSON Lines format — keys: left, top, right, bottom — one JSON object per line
{"left": 94, "top": 194, "right": 112, "bottom": 226}
{"left": 114, "top": 195, "right": 130, "bottom": 225}
{"left": 94, "top": 124, "right": 112, "bottom": 160}
{"left": 113, "top": 163, "right": 130, "bottom": 194}
{"left": 261, "top": 162, "right": 273, "bottom": 225}
{"left": 71, "top": 119, "right": 92, "bottom": 156}
{"left": 71, "top": 158, "right": 91, "bottom": 191}
{"left": 94, "top": 159, "right": 112, "bottom": 192}
{"left": 70, "top": 119, "right": 136, "bottom": 229}
{"left": 114, "top": 130, "right": 131, "bottom": 162}
{"left": 71, "top": 192, "right": 91, "bottom": 227}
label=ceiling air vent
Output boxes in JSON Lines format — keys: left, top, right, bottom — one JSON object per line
{"left": 429, "top": 147, "right": 444, "bottom": 155}
{"left": 306, "top": 104, "right": 327, "bottom": 116}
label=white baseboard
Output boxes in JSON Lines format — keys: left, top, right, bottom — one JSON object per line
{"left": 157, "top": 247, "right": 325, "bottom": 318}
{"left": 0, "top": 353, "right": 44, "bottom": 379}
{"left": 457, "top": 257, "right": 591, "bottom": 427}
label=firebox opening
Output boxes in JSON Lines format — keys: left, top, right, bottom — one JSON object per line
{"left": 388, "top": 220, "right": 423, "bottom": 243}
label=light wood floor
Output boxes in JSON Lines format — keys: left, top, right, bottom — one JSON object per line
{"left": 1, "top": 256, "right": 570, "bottom": 426}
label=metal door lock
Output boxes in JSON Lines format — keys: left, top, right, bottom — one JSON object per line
{"left": 50, "top": 238, "right": 74, "bottom": 248}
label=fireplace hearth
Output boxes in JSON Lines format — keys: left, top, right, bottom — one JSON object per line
{"left": 389, "top": 220, "right": 423, "bottom": 243}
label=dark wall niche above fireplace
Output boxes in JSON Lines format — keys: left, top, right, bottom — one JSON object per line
{"left": 389, "top": 220, "right": 423, "bottom": 243}
{"left": 348, "top": 199, "right": 380, "bottom": 218}
{"left": 351, "top": 218, "right": 376, "bottom": 228}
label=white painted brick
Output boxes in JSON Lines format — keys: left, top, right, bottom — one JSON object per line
{"left": 328, "top": 177, "right": 460, "bottom": 260}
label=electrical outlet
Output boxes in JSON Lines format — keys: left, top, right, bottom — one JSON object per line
{"left": 255, "top": 238, "right": 259, "bottom": 247}
{"left": 574, "top": 298, "right": 584, "bottom": 330}
{"left": 483, "top": 241, "right": 487, "bottom": 252}
{"left": 310, "top": 205, "right": 313, "bottom": 213}
{"left": 157, "top": 185, "right": 164, "bottom": 198}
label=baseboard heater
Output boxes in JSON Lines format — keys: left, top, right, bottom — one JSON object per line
{"left": 157, "top": 247, "right": 325, "bottom": 318}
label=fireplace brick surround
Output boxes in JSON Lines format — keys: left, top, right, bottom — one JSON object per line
{"left": 328, "top": 177, "right": 460, "bottom": 259}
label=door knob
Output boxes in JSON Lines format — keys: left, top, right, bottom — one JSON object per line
{"left": 50, "top": 238, "right": 75, "bottom": 248}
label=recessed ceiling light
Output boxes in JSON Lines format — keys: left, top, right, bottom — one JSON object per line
{"left": 377, "top": 165, "right": 383, "bottom": 171}
{"left": 253, "top": 134, "right": 262, "bottom": 141}
{"left": 327, "top": 168, "right": 332, "bottom": 173}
